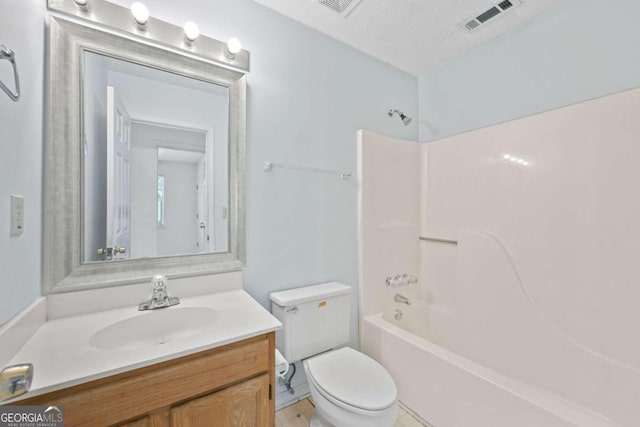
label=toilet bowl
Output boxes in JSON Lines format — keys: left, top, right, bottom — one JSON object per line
{"left": 303, "top": 347, "right": 397, "bottom": 427}
{"left": 269, "top": 282, "right": 398, "bottom": 426}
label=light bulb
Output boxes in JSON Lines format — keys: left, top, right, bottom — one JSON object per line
{"left": 503, "top": 154, "right": 511, "bottom": 160}
{"left": 184, "top": 22, "right": 200, "bottom": 43}
{"left": 226, "top": 38, "right": 242, "bottom": 58}
{"left": 131, "top": 2, "right": 149, "bottom": 27}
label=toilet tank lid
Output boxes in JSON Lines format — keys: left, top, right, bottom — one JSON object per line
{"left": 270, "top": 282, "right": 351, "bottom": 306}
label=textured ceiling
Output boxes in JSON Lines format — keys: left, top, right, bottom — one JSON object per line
{"left": 253, "top": 0, "right": 565, "bottom": 75}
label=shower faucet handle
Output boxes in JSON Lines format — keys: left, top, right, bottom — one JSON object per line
{"left": 402, "top": 274, "right": 418, "bottom": 285}
{"left": 385, "top": 274, "right": 418, "bottom": 288}
{"left": 385, "top": 275, "right": 402, "bottom": 287}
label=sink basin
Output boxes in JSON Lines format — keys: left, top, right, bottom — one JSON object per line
{"left": 89, "top": 307, "right": 220, "bottom": 351}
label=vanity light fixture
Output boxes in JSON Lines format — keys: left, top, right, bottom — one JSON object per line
{"left": 48, "top": 0, "right": 250, "bottom": 72}
{"left": 225, "top": 38, "right": 242, "bottom": 59}
{"left": 131, "top": 2, "right": 150, "bottom": 28}
{"left": 183, "top": 22, "right": 200, "bottom": 44}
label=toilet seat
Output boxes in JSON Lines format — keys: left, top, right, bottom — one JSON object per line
{"left": 306, "top": 347, "right": 397, "bottom": 413}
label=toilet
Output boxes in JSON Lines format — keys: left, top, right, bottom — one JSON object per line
{"left": 270, "top": 282, "right": 398, "bottom": 427}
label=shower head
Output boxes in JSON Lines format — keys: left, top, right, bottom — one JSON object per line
{"left": 0, "top": 45, "right": 14, "bottom": 63}
{"left": 388, "top": 109, "right": 412, "bottom": 126}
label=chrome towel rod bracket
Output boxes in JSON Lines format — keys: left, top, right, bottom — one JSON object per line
{"left": 0, "top": 44, "right": 20, "bottom": 102}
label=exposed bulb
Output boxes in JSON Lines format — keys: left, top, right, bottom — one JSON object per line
{"left": 131, "top": 2, "right": 149, "bottom": 27}
{"left": 226, "top": 38, "right": 242, "bottom": 58}
{"left": 184, "top": 22, "right": 200, "bottom": 43}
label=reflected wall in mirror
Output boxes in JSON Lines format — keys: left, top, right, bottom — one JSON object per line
{"left": 82, "top": 52, "right": 230, "bottom": 262}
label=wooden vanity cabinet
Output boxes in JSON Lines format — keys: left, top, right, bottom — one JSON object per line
{"left": 15, "top": 333, "right": 276, "bottom": 427}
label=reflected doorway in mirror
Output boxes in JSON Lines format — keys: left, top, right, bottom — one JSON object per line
{"left": 82, "top": 51, "right": 230, "bottom": 263}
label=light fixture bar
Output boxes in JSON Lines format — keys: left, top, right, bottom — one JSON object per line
{"left": 47, "top": 0, "right": 250, "bottom": 73}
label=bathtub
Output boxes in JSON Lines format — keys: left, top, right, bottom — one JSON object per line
{"left": 362, "top": 311, "right": 614, "bottom": 427}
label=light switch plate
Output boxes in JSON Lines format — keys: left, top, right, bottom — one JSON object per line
{"left": 10, "top": 195, "right": 24, "bottom": 236}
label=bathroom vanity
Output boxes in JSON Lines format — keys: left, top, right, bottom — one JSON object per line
{"left": 15, "top": 334, "right": 274, "bottom": 426}
{"left": 5, "top": 289, "right": 281, "bottom": 427}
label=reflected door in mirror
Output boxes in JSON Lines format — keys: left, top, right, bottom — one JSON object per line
{"left": 106, "top": 86, "right": 131, "bottom": 260}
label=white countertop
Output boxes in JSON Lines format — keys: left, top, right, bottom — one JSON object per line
{"left": 7, "top": 290, "right": 281, "bottom": 401}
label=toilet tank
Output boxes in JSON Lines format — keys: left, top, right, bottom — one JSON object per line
{"left": 270, "top": 282, "right": 351, "bottom": 362}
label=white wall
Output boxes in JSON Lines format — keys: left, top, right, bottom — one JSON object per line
{"left": 129, "top": 122, "right": 207, "bottom": 258}
{"left": 157, "top": 161, "right": 199, "bottom": 256}
{"left": 107, "top": 0, "right": 419, "bottom": 354}
{"left": 0, "top": 0, "right": 418, "bottom": 409}
{"left": 105, "top": 0, "right": 417, "bottom": 406}
{"left": 0, "top": 0, "right": 45, "bottom": 326}
{"left": 418, "top": 0, "right": 640, "bottom": 142}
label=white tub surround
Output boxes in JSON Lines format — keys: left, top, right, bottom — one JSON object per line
{"left": 357, "top": 129, "right": 420, "bottom": 331}
{"left": 359, "top": 88, "right": 640, "bottom": 427}
{"left": 363, "top": 314, "right": 613, "bottom": 427}
{"left": 2, "top": 283, "right": 281, "bottom": 402}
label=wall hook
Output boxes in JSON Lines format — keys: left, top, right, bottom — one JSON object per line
{"left": 0, "top": 45, "right": 20, "bottom": 102}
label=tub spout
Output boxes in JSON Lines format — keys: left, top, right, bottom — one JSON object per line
{"left": 394, "top": 293, "right": 411, "bottom": 305}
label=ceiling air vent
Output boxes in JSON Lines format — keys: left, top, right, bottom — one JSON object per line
{"left": 463, "top": 0, "right": 520, "bottom": 32}
{"left": 315, "top": 0, "right": 364, "bottom": 17}
{"left": 498, "top": 0, "right": 514, "bottom": 10}
{"left": 465, "top": 20, "right": 480, "bottom": 31}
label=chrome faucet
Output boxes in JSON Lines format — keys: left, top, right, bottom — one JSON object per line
{"left": 138, "top": 274, "right": 180, "bottom": 311}
{"left": 394, "top": 293, "right": 411, "bottom": 305}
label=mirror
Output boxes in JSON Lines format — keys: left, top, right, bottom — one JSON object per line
{"left": 82, "top": 52, "right": 229, "bottom": 262}
{"left": 44, "top": 15, "right": 246, "bottom": 293}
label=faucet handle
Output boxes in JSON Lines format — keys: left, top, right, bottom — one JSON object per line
{"left": 402, "top": 274, "right": 418, "bottom": 285}
{"left": 152, "top": 274, "right": 167, "bottom": 290}
{"left": 386, "top": 274, "right": 418, "bottom": 287}
{"left": 139, "top": 274, "right": 179, "bottom": 310}
{"left": 385, "top": 275, "right": 402, "bottom": 287}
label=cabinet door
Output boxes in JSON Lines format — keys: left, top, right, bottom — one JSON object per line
{"left": 171, "top": 374, "right": 270, "bottom": 427}
{"left": 117, "top": 410, "right": 171, "bottom": 427}
{"left": 118, "top": 417, "right": 150, "bottom": 427}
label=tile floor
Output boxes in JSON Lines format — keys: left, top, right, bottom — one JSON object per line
{"left": 276, "top": 398, "right": 427, "bottom": 427}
